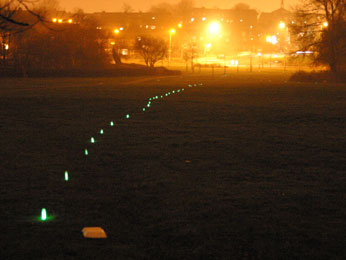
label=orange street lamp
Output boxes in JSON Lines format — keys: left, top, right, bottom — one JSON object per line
{"left": 52, "top": 18, "right": 57, "bottom": 23}
{"left": 208, "top": 21, "right": 221, "bottom": 35}
{"left": 68, "top": 19, "right": 73, "bottom": 23}
{"left": 266, "top": 35, "right": 278, "bottom": 45}
{"left": 279, "top": 21, "right": 286, "bottom": 29}
{"left": 114, "top": 29, "right": 120, "bottom": 34}
{"left": 323, "top": 21, "right": 328, "bottom": 27}
{"left": 168, "top": 28, "right": 176, "bottom": 66}
{"left": 178, "top": 23, "right": 182, "bottom": 28}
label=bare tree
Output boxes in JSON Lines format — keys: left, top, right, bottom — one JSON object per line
{"left": 232, "top": 3, "right": 251, "bottom": 10}
{"left": 122, "top": 3, "right": 134, "bottom": 13}
{"left": 0, "top": 0, "right": 44, "bottom": 33}
{"left": 149, "top": 3, "right": 174, "bottom": 15}
{"left": 290, "top": 0, "right": 346, "bottom": 75}
{"left": 175, "top": 0, "right": 194, "bottom": 17}
{"left": 134, "top": 35, "right": 167, "bottom": 68}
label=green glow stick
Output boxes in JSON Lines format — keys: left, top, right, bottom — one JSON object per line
{"left": 91, "top": 137, "right": 95, "bottom": 143}
{"left": 85, "top": 149, "right": 88, "bottom": 155}
{"left": 64, "top": 171, "right": 69, "bottom": 181}
{"left": 41, "top": 208, "right": 47, "bottom": 221}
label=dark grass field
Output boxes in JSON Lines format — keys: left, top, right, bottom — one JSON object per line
{"left": 1, "top": 73, "right": 346, "bottom": 259}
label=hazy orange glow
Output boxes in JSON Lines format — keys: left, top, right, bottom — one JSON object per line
{"left": 58, "top": 0, "right": 301, "bottom": 13}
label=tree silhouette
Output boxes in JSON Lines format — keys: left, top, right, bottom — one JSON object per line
{"left": 134, "top": 35, "right": 168, "bottom": 68}
{"left": 290, "top": 0, "right": 346, "bottom": 75}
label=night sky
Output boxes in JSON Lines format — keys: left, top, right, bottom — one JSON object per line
{"left": 57, "top": 0, "right": 301, "bottom": 13}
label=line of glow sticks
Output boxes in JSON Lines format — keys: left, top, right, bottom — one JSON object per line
{"left": 40, "top": 82, "right": 204, "bottom": 221}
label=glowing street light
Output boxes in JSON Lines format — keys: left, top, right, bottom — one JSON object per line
{"left": 266, "top": 35, "right": 278, "bottom": 45}
{"left": 168, "top": 28, "right": 176, "bottom": 66}
{"left": 208, "top": 22, "right": 221, "bottom": 35}
{"left": 58, "top": 19, "right": 62, "bottom": 23}
{"left": 323, "top": 21, "right": 328, "bottom": 27}
{"left": 52, "top": 18, "right": 57, "bottom": 23}
{"left": 178, "top": 23, "right": 182, "bottom": 28}
{"left": 205, "top": 43, "right": 212, "bottom": 54}
{"left": 68, "top": 19, "right": 73, "bottom": 23}
{"left": 114, "top": 29, "right": 120, "bottom": 34}
{"left": 279, "top": 21, "right": 286, "bottom": 29}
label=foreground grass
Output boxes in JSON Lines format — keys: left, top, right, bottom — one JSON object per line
{"left": 1, "top": 73, "right": 345, "bottom": 259}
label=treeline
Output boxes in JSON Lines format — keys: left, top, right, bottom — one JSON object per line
{"left": 2, "top": 20, "right": 110, "bottom": 75}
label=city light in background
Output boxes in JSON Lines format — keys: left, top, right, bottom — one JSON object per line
{"left": 0, "top": 0, "right": 337, "bottom": 71}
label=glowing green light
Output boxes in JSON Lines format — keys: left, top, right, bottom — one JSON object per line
{"left": 85, "top": 149, "right": 88, "bottom": 155}
{"left": 149, "top": 98, "right": 152, "bottom": 101}
{"left": 155, "top": 96, "right": 158, "bottom": 99}
{"left": 161, "top": 95, "right": 163, "bottom": 98}
{"left": 100, "top": 129, "right": 104, "bottom": 134}
{"left": 41, "top": 208, "right": 47, "bottom": 221}
{"left": 91, "top": 137, "right": 95, "bottom": 143}
{"left": 126, "top": 114, "right": 130, "bottom": 119}
{"left": 165, "top": 94, "right": 168, "bottom": 96}
{"left": 143, "top": 108, "right": 146, "bottom": 112}
{"left": 188, "top": 84, "right": 192, "bottom": 87}
{"left": 177, "top": 90, "right": 180, "bottom": 92}
{"left": 147, "top": 104, "right": 150, "bottom": 107}
{"left": 110, "top": 121, "right": 114, "bottom": 126}
{"left": 182, "top": 89, "right": 184, "bottom": 91}
{"left": 65, "top": 171, "right": 69, "bottom": 181}
{"left": 168, "top": 92, "right": 171, "bottom": 95}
